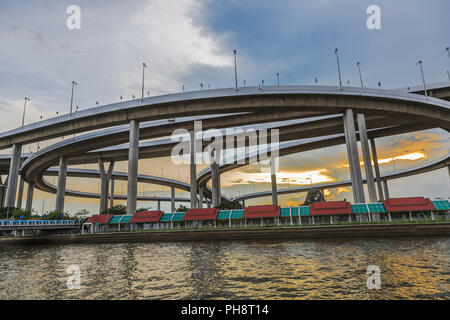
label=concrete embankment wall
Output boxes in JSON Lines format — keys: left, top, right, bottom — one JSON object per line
{"left": 1, "top": 223, "right": 450, "bottom": 246}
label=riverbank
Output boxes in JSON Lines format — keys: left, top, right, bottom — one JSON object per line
{"left": 1, "top": 222, "right": 450, "bottom": 246}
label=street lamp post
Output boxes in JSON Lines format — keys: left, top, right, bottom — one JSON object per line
{"left": 416, "top": 60, "right": 428, "bottom": 96}
{"left": 233, "top": 50, "right": 238, "bottom": 89}
{"left": 357, "top": 61, "right": 364, "bottom": 88}
{"left": 141, "top": 62, "right": 147, "bottom": 101}
{"left": 446, "top": 47, "right": 450, "bottom": 59}
{"left": 276, "top": 73, "right": 280, "bottom": 86}
{"left": 447, "top": 70, "right": 450, "bottom": 81}
{"left": 334, "top": 48, "right": 343, "bottom": 90}
{"left": 21, "top": 97, "right": 30, "bottom": 128}
{"left": 69, "top": 81, "right": 77, "bottom": 116}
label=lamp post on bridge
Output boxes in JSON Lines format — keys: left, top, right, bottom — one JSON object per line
{"left": 357, "top": 61, "right": 364, "bottom": 88}
{"left": 334, "top": 48, "right": 343, "bottom": 90}
{"left": 446, "top": 46, "right": 449, "bottom": 59}
{"left": 141, "top": 62, "right": 147, "bottom": 101}
{"left": 416, "top": 60, "right": 428, "bottom": 96}
{"left": 233, "top": 49, "right": 238, "bottom": 90}
{"left": 69, "top": 81, "right": 77, "bottom": 116}
{"left": 21, "top": 97, "right": 30, "bottom": 128}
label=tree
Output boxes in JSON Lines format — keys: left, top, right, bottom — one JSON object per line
{"left": 101, "top": 205, "right": 127, "bottom": 215}
{"left": 74, "top": 209, "right": 90, "bottom": 218}
{"left": 176, "top": 205, "right": 188, "bottom": 212}
{"left": 215, "top": 202, "right": 241, "bottom": 210}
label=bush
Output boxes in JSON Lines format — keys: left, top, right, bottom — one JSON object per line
{"left": 176, "top": 205, "right": 188, "bottom": 212}
{"left": 215, "top": 202, "right": 242, "bottom": 210}
{"left": 42, "top": 210, "right": 66, "bottom": 220}
{"left": 0, "top": 207, "right": 35, "bottom": 219}
{"left": 101, "top": 205, "right": 127, "bottom": 215}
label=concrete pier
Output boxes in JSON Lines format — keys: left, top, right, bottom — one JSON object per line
{"left": 198, "top": 186, "right": 204, "bottom": 209}
{"left": 271, "top": 156, "right": 278, "bottom": 206}
{"left": 16, "top": 177, "right": 24, "bottom": 209}
{"left": 370, "top": 138, "right": 384, "bottom": 201}
{"left": 98, "top": 159, "right": 115, "bottom": 213}
{"left": 55, "top": 156, "right": 68, "bottom": 212}
{"left": 25, "top": 182, "right": 34, "bottom": 212}
{"left": 190, "top": 130, "right": 198, "bottom": 209}
{"left": 109, "top": 179, "right": 115, "bottom": 209}
{"left": 171, "top": 186, "right": 176, "bottom": 212}
{"left": 357, "top": 114, "right": 377, "bottom": 202}
{"left": 5, "top": 144, "right": 22, "bottom": 208}
{"left": 383, "top": 180, "right": 390, "bottom": 199}
{"left": 211, "top": 162, "right": 221, "bottom": 207}
{"left": 127, "top": 120, "right": 139, "bottom": 214}
{"left": 343, "top": 109, "right": 365, "bottom": 203}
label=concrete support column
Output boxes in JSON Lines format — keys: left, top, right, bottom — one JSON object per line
{"left": 55, "top": 156, "right": 68, "bottom": 212}
{"left": 382, "top": 180, "right": 390, "bottom": 199}
{"left": 16, "top": 177, "right": 25, "bottom": 209}
{"left": 270, "top": 156, "right": 278, "bottom": 206}
{"left": 0, "top": 175, "right": 6, "bottom": 209}
{"left": 25, "top": 182, "right": 34, "bottom": 212}
{"left": 109, "top": 179, "right": 115, "bottom": 209}
{"left": 343, "top": 109, "right": 365, "bottom": 203}
{"left": 357, "top": 114, "right": 377, "bottom": 202}
{"left": 157, "top": 200, "right": 161, "bottom": 211}
{"left": 242, "top": 199, "right": 245, "bottom": 208}
{"left": 370, "top": 138, "right": 384, "bottom": 201}
{"left": 190, "top": 130, "right": 198, "bottom": 209}
{"left": 98, "top": 159, "right": 115, "bottom": 213}
{"left": 127, "top": 120, "right": 139, "bottom": 215}
{"left": 5, "top": 144, "right": 22, "bottom": 208}
{"left": 171, "top": 186, "right": 176, "bottom": 212}
{"left": 198, "top": 186, "right": 204, "bottom": 209}
{"left": 211, "top": 162, "right": 221, "bottom": 207}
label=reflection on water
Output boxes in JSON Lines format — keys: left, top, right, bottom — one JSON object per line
{"left": 0, "top": 237, "right": 449, "bottom": 299}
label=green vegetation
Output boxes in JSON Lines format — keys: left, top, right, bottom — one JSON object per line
{"left": 101, "top": 205, "right": 127, "bottom": 215}
{"left": 176, "top": 205, "right": 188, "bottom": 212}
{"left": 0, "top": 207, "right": 39, "bottom": 220}
{"left": 214, "top": 202, "right": 242, "bottom": 210}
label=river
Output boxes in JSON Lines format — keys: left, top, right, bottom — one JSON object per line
{"left": 0, "top": 237, "right": 448, "bottom": 299}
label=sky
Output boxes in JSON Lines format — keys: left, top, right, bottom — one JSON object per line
{"left": 0, "top": 0, "right": 449, "bottom": 215}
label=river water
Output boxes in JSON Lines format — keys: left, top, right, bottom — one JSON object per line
{"left": 0, "top": 237, "right": 448, "bottom": 299}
